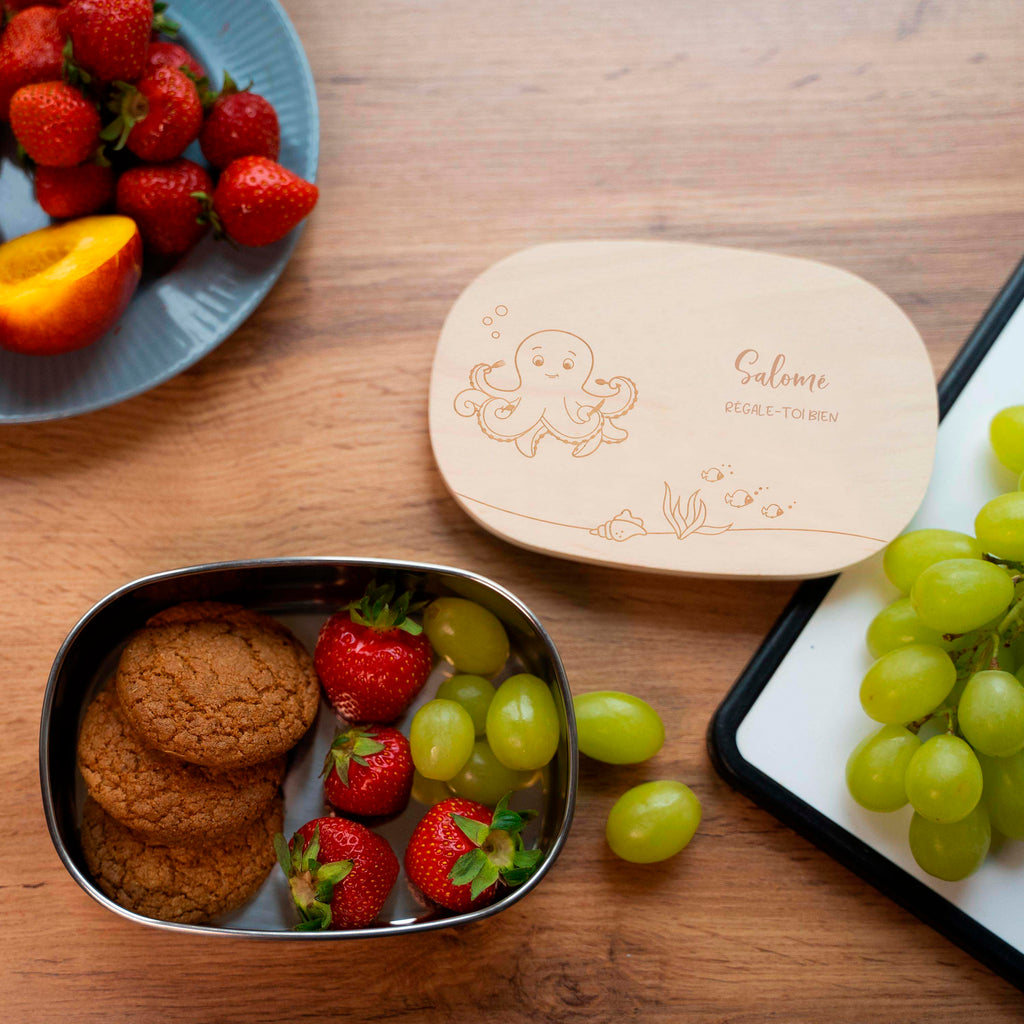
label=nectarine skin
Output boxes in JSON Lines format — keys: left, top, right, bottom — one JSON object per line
{"left": 0, "top": 216, "right": 143, "bottom": 356}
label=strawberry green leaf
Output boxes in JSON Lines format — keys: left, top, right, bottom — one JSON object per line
{"left": 318, "top": 860, "right": 354, "bottom": 886}
{"left": 451, "top": 813, "right": 490, "bottom": 848}
{"left": 513, "top": 848, "right": 543, "bottom": 869}
{"left": 61, "top": 38, "right": 91, "bottom": 89}
{"left": 449, "top": 848, "right": 487, "bottom": 886}
{"left": 490, "top": 809, "right": 524, "bottom": 834}
{"left": 152, "top": 1, "right": 179, "bottom": 36}
{"left": 295, "top": 899, "right": 333, "bottom": 931}
{"left": 273, "top": 833, "right": 293, "bottom": 875}
{"left": 304, "top": 828, "right": 321, "bottom": 868}
{"left": 499, "top": 867, "right": 533, "bottom": 887}
{"left": 349, "top": 580, "right": 424, "bottom": 635}
{"left": 470, "top": 860, "right": 500, "bottom": 900}
{"left": 352, "top": 736, "right": 386, "bottom": 757}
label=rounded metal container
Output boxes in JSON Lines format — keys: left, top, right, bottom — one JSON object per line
{"left": 40, "top": 558, "right": 577, "bottom": 938}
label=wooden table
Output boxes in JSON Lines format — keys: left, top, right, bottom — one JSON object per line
{"left": 4, "top": 1, "right": 1024, "bottom": 1019}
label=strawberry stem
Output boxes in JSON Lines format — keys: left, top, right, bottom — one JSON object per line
{"left": 348, "top": 581, "right": 423, "bottom": 636}
{"left": 321, "top": 727, "right": 386, "bottom": 787}
{"left": 446, "top": 794, "right": 542, "bottom": 899}
{"left": 276, "top": 827, "right": 353, "bottom": 932}
{"left": 152, "top": 1, "right": 179, "bottom": 36}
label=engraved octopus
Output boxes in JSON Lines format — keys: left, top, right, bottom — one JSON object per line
{"left": 454, "top": 330, "right": 638, "bottom": 458}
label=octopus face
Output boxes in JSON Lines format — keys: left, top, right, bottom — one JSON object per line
{"left": 514, "top": 330, "right": 594, "bottom": 392}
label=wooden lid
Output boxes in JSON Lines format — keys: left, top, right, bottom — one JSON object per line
{"left": 429, "top": 241, "right": 937, "bottom": 579}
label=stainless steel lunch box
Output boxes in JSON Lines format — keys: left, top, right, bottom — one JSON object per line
{"left": 40, "top": 557, "right": 577, "bottom": 938}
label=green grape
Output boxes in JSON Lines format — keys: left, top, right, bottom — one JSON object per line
{"left": 435, "top": 674, "right": 494, "bottom": 736}
{"left": 865, "top": 597, "right": 953, "bottom": 658}
{"left": 978, "top": 749, "right": 1024, "bottom": 838}
{"left": 910, "top": 558, "right": 1014, "bottom": 634}
{"left": 411, "top": 769, "right": 453, "bottom": 807}
{"left": 845, "top": 724, "right": 921, "bottom": 812}
{"left": 908, "top": 803, "right": 990, "bottom": 881}
{"left": 446, "top": 739, "right": 531, "bottom": 806}
{"left": 883, "top": 530, "right": 984, "bottom": 593}
{"left": 904, "top": 734, "right": 983, "bottom": 823}
{"left": 486, "top": 673, "right": 560, "bottom": 770}
{"left": 423, "top": 597, "right": 510, "bottom": 676}
{"left": 572, "top": 690, "right": 664, "bottom": 764}
{"left": 858, "top": 644, "right": 956, "bottom": 724}
{"left": 606, "top": 780, "right": 702, "bottom": 863}
{"left": 409, "top": 699, "right": 475, "bottom": 781}
{"left": 990, "top": 405, "right": 1024, "bottom": 474}
{"left": 958, "top": 670, "right": 1024, "bottom": 757}
{"left": 975, "top": 492, "right": 1024, "bottom": 561}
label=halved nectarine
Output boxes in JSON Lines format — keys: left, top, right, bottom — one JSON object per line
{"left": 0, "top": 216, "right": 142, "bottom": 355}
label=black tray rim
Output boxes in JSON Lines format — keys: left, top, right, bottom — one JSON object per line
{"left": 708, "top": 256, "right": 1024, "bottom": 991}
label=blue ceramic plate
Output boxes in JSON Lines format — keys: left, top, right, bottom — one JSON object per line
{"left": 0, "top": 0, "right": 319, "bottom": 423}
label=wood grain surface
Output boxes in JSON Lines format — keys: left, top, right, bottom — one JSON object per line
{"left": 3, "top": 0, "right": 1024, "bottom": 1020}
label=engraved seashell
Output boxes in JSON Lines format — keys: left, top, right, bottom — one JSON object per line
{"left": 589, "top": 509, "right": 647, "bottom": 542}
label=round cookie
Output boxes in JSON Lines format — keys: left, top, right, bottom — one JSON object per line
{"left": 77, "top": 688, "right": 285, "bottom": 842}
{"left": 115, "top": 602, "right": 320, "bottom": 768}
{"left": 80, "top": 794, "right": 284, "bottom": 924}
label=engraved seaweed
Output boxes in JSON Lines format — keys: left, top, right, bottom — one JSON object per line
{"left": 662, "top": 484, "right": 732, "bottom": 540}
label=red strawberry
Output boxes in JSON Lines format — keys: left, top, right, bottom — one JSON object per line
{"left": 143, "top": 40, "right": 204, "bottom": 81}
{"left": 103, "top": 65, "right": 202, "bottom": 162}
{"left": 10, "top": 81, "right": 100, "bottom": 167}
{"left": 404, "top": 795, "right": 541, "bottom": 913}
{"left": 115, "top": 158, "right": 211, "bottom": 255}
{"left": 59, "top": 0, "right": 153, "bottom": 83}
{"left": 203, "top": 155, "right": 317, "bottom": 247}
{"left": 0, "top": 7, "right": 64, "bottom": 120}
{"left": 276, "top": 817, "right": 398, "bottom": 930}
{"left": 198, "top": 72, "right": 279, "bottom": 170}
{"left": 322, "top": 725, "right": 414, "bottom": 818}
{"left": 314, "top": 583, "right": 432, "bottom": 723}
{"left": 35, "top": 161, "right": 114, "bottom": 217}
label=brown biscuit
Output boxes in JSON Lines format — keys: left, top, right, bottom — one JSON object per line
{"left": 115, "top": 602, "right": 320, "bottom": 768}
{"left": 80, "top": 794, "right": 283, "bottom": 924}
{"left": 77, "top": 688, "right": 285, "bottom": 842}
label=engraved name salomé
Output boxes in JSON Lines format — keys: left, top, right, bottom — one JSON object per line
{"left": 734, "top": 349, "right": 829, "bottom": 393}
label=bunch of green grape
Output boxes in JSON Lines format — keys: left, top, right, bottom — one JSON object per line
{"left": 847, "top": 405, "right": 1024, "bottom": 881}
{"left": 410, "top": 597, "right": 560, "bottom": 805}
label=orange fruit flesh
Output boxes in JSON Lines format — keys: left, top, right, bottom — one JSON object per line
{"left": 0, "top": 216, "right": 142, "bottom": 355}
{"left": 0, "top": 216, "right": 138, "bottom": 297}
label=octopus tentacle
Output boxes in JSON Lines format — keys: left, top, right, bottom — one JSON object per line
{"left": 515, "top": 421, "right": 548, "bottom": 458}
{"left": 601, "top": 419, "right": 629, "bottom": 443}
{"left": 582, "top": 375, "right": 638, "bottom": 419}
{"left": 454, "top": 387, "right": 494, "bottom": 418}
{"left": 472, "top": 360, "right": 519, "bottom": 395}
{"left": 480, "top": 396, "right": 542, "bottom": 440}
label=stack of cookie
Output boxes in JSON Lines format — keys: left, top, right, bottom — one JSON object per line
{"left": 77, "top": 602, "right": 320, "bottom": 924}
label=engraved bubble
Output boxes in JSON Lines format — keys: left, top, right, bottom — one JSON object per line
{"left": 495, "top": 305, "right": 509, "bottom": 316}
{"left": 491, "top": 331, "right": 501, "bottom": 339}
{"left": 483, "top": 316, "right": 493, "bottom": 325}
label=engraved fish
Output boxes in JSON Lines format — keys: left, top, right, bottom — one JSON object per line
{"left": 589, "top": 509, "right": 647, "bottom": 542}
{"left": 701, "top": 467, "right": 724, "bottom": 482}
{"left": 761, "top": 503, "right": 784, "bottom": 519}
{"left": 725, "top": 489, "right": 752, "bottom": 508}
